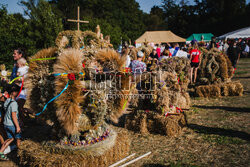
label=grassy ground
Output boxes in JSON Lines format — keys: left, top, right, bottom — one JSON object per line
{"left": 114, "top": 58, "right": 250, "bottom": 167}
{"left": 1, "top": 59, "right": 250, "bottom": 167}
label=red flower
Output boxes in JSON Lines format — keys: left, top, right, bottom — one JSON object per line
{"left": 68, "top": 73, "right": 76, "bottom": 81}
{"left": 126, "top": 67, "right": 132, "bottom": 73}
{"left": 82, "top": 63, "right": 85, "bottom": 68}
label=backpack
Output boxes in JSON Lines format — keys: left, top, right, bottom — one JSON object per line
{"left": 0, "top": 101, "right": 13, "bottom": 124}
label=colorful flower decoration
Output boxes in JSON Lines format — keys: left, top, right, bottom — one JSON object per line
{"left": 124, "top": 67, "right": 132, "bottom": 73}
{"left": 61, "top": 129, "right": 110, "bottom": 147}
{"left": 66, "top": 72, "right": 82, "bottom": 85}
{"left": 68, "top": 73, "right": 76, "bottom": 81}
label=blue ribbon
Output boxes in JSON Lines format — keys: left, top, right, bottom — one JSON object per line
{"left": 36, "top": 82, "right": 69, "bottom": 116}
{"left": 53, "top": 73, "right": 67, "bottom": 77}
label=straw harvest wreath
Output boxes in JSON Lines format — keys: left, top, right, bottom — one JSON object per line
{"left": 195, "top": 48, "right": 243, "bottom": 97}
{"left": 25, "top": 30, "right": 131, "bottom": 150}
{"left": 125, "top": 57, "right": 190, "bottom": 136}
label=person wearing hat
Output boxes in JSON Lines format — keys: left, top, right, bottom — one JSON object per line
{"left": 130, "top": 51, "right": 146, "bottom": 74}
{"left": 0, "top": 84, "right": 21, "bottom": 160}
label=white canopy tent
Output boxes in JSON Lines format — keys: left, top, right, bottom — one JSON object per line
{"left": 218, "top": 27, "right": 250, "bottom": 39}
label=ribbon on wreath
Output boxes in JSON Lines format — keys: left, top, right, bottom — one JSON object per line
{"left": 36, "top": 82, "right": 69, "bottom": 116}
{"left": 121, "top": 84, "right": 136, "bottom": 112}
{"left": 9, "top": 76, "right": 22, "bottom": 84}
{"left": 29, "top": 57, "right": 57, "bottom": 62}
{"left": 176, "top": 107, "right": 183, "bottom": 113}
{"left": 164, "top": 106, "right": 184, "bottom": 117}
{"left": 36, "top": 72, "right": 85, "bottom": 116}
{"left": 17, "top": 76, "right": 24, "bottom": 98}
{"left": 9, "top": 57, "right": 57, "bottom": 84}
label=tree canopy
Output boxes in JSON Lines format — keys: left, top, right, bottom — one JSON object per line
{"left": 0, "top": 0, "right": 249, "bottom": 69}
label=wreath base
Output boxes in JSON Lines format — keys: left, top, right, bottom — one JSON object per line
{"left": 18, "top": 129, "right": 130, "bottom": 167}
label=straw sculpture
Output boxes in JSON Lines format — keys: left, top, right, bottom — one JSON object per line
{"left": 195, "top": 48, "right": 243, "bottom": 97}
{"left": 125, "top": 57, "right": 191, "bottom": 136}
{"left": 21, "top": 30, "right": 130, "bottom": 165}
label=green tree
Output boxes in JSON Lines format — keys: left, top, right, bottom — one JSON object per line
{"left": 145, "top": 6, "right": 166, "bottom": 31}
{"left": 20, "top": 0, "right": 63, "bottom": 49}
{"left": 161, "top": 0, "right": 250, "bottom": 37}
{"left": 0, "top": 6, "right": 35, "bottom": 69}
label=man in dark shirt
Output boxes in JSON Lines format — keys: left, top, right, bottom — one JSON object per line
{"left": 209, "top": 36, "right": 216, "bottom": 50}
{"left": 227, "top": 40, "right": 240, "bottom": 68}
{"left": 147, "top": 49, "right": 158, "bottom": 71}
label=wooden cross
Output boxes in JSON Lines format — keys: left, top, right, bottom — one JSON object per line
{"left": 67, "top": 6, "right": 89, "bottom": 31}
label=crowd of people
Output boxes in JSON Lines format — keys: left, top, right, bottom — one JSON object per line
{"left": 124, "top": 42, "right": 202, "bottom": 84}
{"left": 124, "top": 37, "right": 249, "bottom": 83}
{"left": 0, "top": 49, "right": 28, "bottom": 160}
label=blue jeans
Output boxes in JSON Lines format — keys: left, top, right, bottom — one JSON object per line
{"left": 4, "top": 125, "right": 21, "bottom": 139}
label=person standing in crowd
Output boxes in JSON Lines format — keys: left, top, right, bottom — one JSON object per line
{"left": 176, "top": 46, "right": 188, "bottom": 58}
{"left": 223, "top": 39, "right": 229, "bottom": 53}
{"left": 147, "top": 49, "right": 158, "bottom": 71}
{"left": 160, "top": 44, "right": 165, "bottom": 54}
{"left": 227, "top": 40, "right": 240, "bottom": 71}
{"left": 15, "top": 58, "right": 29, "bottom": 125}
{"left": 125, "top": 53, "right": 131, "bottom": 68}
{"left": 10, "top": 49, "right": 25, "bottom": 81}
{"left": 182, "top": 44, "right": 188, "bottom": 52}
{"left": 170, "top": 43, "right": 180, "bottom": 57}
{"left": 189, "top": 43, "right": 201, "bottom": 84}
{"left": 242, "top": 40, "right": 249, "bottom": 57}
{"left": 208, "top": 36, "right": 216, "bottom": 49}
{"left": 121, "top": 47, "right": 131, "bottom": 68}
{"left": 0, "top": 85, "right": 21, "bottom": 160}
{"left": 218, "top": 40, "right": 224, "bottom": 51}
{"left": 130, "top": 51, "right": 146, "bottom": 74}
{"left": 156, "top": 44, "right": 161, "bottom": 58}
{"left": 0, "top": 94, "right": 7, "bottom": 146}
{"left": 159, "top": 46, "right": 172, "bottom": 61}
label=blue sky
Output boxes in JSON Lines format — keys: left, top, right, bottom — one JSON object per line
{"left": 1, "top": 0, "right": 250, "bottom": 14}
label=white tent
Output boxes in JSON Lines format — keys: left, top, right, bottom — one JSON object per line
{"left": 218, "top": 27, "right": 250, "bottom": 39}
{"left": 135, "top": 31, "right": 186, "bottom": 48}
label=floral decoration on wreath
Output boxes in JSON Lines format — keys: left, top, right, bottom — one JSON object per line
{"left": 82, "top": 60, "right": 86, "bottom": 68}
{"left": 68, "top": 73, "right": 83, "bottom": 85}
{"left": 124, "top": 67, "right": 132, "bottom": 73}
{"left": 122, "top": 67, "right": 133, "bottom": 77}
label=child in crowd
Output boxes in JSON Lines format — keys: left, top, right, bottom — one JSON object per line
{"left": 16, "top": 58, "right": 29, "bottom": 124}
{"left": 0, "top": 84, "right": 21, "bottom": 160}
{"left": 16, "top": 58, "right": 29, "bottom": 79}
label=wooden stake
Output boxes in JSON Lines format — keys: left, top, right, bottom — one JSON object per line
{"left": 119, "top": 152, "right": 151, "bottom": 167}
{"left": 109, "top": 153, "right": 136, "bottom": 167}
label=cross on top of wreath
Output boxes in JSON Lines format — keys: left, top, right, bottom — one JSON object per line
{"left": 67, "top": 6, "right": 89, "bottom": 31}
